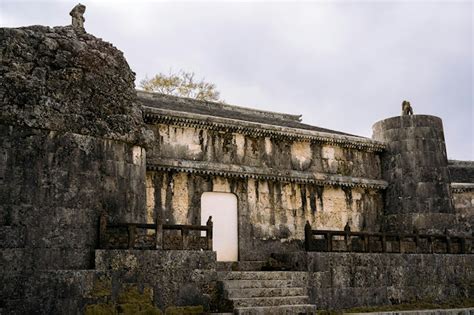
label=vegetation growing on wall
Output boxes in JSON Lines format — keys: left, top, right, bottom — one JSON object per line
{"left": 140, "top": 70, "right": 223, "bottom": 103}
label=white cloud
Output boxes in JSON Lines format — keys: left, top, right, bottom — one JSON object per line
{"left": 1, "top": 0, "right": 472, "bottom": 159}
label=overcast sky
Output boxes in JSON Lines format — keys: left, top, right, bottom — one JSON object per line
{"left": 1, "top": 0, "right": 472, "bottom": 160}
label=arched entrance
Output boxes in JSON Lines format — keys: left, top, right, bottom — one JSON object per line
{"left": 201, "top": 192, "right": 238, "bottom": 261}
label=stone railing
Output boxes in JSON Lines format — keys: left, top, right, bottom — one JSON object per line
{"left": 304, "top": 221, "right": 473, "bottom": 254}
{"left": 99, "top": 214, "right": 213, "bottom": 251}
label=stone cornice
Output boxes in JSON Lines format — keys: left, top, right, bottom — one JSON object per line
{"left": 146, "top": 158, "right": 388, "bottom": 190}
{"left": 143, "top": 106, "right": 386, "bottom": 153}
{"left": 451, "top": 183, "right": 474, "bottom": 193}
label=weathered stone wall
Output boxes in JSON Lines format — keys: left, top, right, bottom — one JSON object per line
{"left": 148, "top": 124, "right": 382, "bottom": 179}
{"left": 305, "top": 252, "right": 473, "bottom": 310}
{"left": 0, "top": 125, "right": 146, "bottom": 270}
{"left": 145, "top": 120, "right": 386, "bottom": 259}
{"left": 1, "top": 250, "right": 217, "bottom": 314}
{"left": 372, "top": 115, "right": 455, "bottom": 233}
{"left": 147, "top": 171, "right": 383, "bottom": 260}
{"left": 452, "top": 188, "right": 474, "bottom": 235}
{"left": 94, "top": 250, "right": 217, "bottom": 311}
{"left": 449, "top": 161, "right": 474, "bottom": 234}
{"left": 0, "top": 25, "right": 150, "bottom": 270}
{"left": 453, "top": 191, "right": 474, "bottom": 218}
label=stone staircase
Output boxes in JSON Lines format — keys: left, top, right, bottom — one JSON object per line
{"left": 217, "top": 263, "right": 317, "bottom": 315}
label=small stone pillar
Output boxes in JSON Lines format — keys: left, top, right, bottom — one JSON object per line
{"left": 372, "top": 115, "right": 455, "bottom": 233}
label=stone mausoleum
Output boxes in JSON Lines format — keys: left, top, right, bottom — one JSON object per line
{"left": 1, "top": 7, "right": 473, "bottom": 315}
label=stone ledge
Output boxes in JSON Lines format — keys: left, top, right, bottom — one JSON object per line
{"left": 143, "top": 107, "right": 386, "bottom": 153}
{"left": 146, "top": 158, "right": 388, "bottom": 189}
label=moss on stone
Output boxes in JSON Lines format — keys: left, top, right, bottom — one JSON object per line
{"left": 85, "top": 303, "right": 117, "bottom": 315}
{"left": 117, "top": 285, "right": 153, "bottom": 304}
{"left": 137, "top": 306, "right": 163, "bottom": 315}
{"left": 230, "top": 262, "right": 239, "bottom": 271}
{"left": 111, "top": 284, "right": 162, "bottom": 314}
{"left": 116, "top": 303, "right": 163, "bottom": 314}
{"left": 89, "top": 276, "right": 112, "bottom": 298}
{"left": 164, "top": 306, "right": 204, "bottom": 315}
{"left": 117, "top": 303, "right": 140, "bottom": 314}
{"left": 84, "top": 302, "right": 163, "bottom": 315}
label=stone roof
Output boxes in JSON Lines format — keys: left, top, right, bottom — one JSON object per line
{"left": 137, "top": 91, "right": 360, "bottom": 137}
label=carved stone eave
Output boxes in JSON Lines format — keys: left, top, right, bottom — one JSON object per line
{"left": 146, "top": 158, "right": 388, "bottom": 190}
{"left": 451, "top": 182, "right": 474, "bottom": 193}
{"left": 142, "top": 106, "right": 386, "bottom": 153}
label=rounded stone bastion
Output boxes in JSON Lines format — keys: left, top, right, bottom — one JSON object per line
{"left": 372, "top": 115, "right": 455, "bottom": 233}
{"left": 0, "top": 25, "right": 152, "bottom": 270}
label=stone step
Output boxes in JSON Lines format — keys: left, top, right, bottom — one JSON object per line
{"left": 218, "top": 271, "right": 308, "bottom": 281}
{"left": 225, "top": 287, "right": 306, "bottom": 299}
{"left": 234, "top": 304, "right": 317, "bottom": 315}
{"left": 231, "top": 296, "right": 310, "bottom": 308}
{"left": 222, "top": 279, "right": 307, "bottom": 290}
{"left": 217, "top": 261, "right": 267, "bottom": 271}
